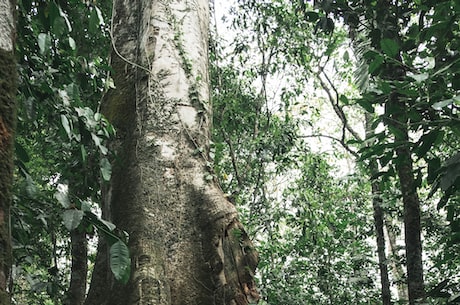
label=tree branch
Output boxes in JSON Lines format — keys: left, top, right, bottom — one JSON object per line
{"left": 317, "top": 69, "right": 363, "bottom": 142}
{"left": 299, "top": 134, "right": 358, "bottom": 157}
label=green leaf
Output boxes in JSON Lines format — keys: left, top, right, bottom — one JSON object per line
{"left": 61, "top": 114, "right": 72, "bottom": 140}
{"left": 380, "top": 38, "right": 399, "bottom": 57}
{"left": 89, "top": 8, "right": 102, "bottom": 34}
{"left": 427, "top": 157, "right": 441, "bottom": 184}
{"left": 110, "top": 241, "right": 131, "bottom": 284}
{"left": 62, "top": 209, "right": 84, "bottom": 230}
{"left": 15, "top": 141, "right": 30, "bottom": 163}
{"left": 25, "top": 174, "right": 37, "bottom": 198}
{"left": 440, "top": 162, "right": 460, "bottom": 191}
{"left": 304, "top": 11, "right": 319, "bottom": 22}
{"left": 409, "top": 73, "right": 429, "bottom": 83}
{"left": 100, "top": 219, "right": 116, "bottom": 232}
{"left": 55, "top": 190, "right": 70, "bottom": 208}
{"left": 37, "top": 33, "right": 51, "bottom": 55}
{"left": 100, "top": 157, "right": 112, "bottom": 181}
{"left": 68, "top": 37, "right": 76, "bottom": 50}
{"left": 368, "top": 54, "right": 384, "bottom": 75}
{"left": 432, "top": 95, "right": 460, "bottom": 110}
{"left": 339, "top": 95, "right": 349, "bottom": 105}
{"left": 388, "top": 125, "right": 406, "bottom": 140}
{"left": 80, "top": 200, "right": 92, "bottom": 212}
{"left": 91, "top": 133, "right": 108, "bottom": 154}
{"left": 415, "top": 130, "right": 443, "bottom": 158}
{"left": 356, "top": 98, "right": 375, "bottom": 113}
{"left": 81, "top": 145, "right": 87, "bottom": 163}
{"left": 52, "top": 16, "right": 66, "bottom": 37}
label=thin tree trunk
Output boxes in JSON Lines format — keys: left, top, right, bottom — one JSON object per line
{"left": 370, "top": 174, "right": 392, "bottom": 305}
{"left": 85, "top": 0, "right": 259, "bottom": 304}
{"left": 65, "top": 229, "right": 87, "bottom": 305}
{"left": 376, "top": 1, "right": 425, "bottom": 302}
{"left": 366, "top": 114, "right": 392, "bottom": 305}
{"left": 0, "top": 1, "right": 16, "bottom": 303}
{"left": 391, "top": 117, "right": 425, "bottom": 303}
{"left": 385, "top": 218, "right": 409, "bottom": 302}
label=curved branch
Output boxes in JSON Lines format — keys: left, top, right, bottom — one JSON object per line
{"left": 299, "top": 134, "right": 359, "bottom": 157}
{"left": 223, "top": 133, "right": 244, "bottom": 188}
{"left": 317, "top": 70, "right": 363, "bottom": 143}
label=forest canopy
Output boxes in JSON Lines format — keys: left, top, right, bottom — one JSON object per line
{"left": 0, "top": 0, "right": 459, "bottom": 304}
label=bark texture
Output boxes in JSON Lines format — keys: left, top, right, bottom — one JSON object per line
{"left": 65, "top": 230, "right": 87, "bottom": 305}
{"left": 85, "top": 1, "right": 259, "bottom": 304}
{"left": 0, "top": 1, "right": 16, "bottom": 303}
{"left": 376, "top": 1, "right": 425, "bottom": 302}
{"left": 367, "top": 115, "right": 392, "bottom": 305}
{"left": 385, "top": 219, "right": 409, "bottom": 301}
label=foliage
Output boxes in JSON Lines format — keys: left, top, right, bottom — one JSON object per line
{"left": 6, "top": 0, "right": 460, "bottom": 303}
{"left": 211, "top": 25, "right": 380, "bottom": 303}
{"left": 12, "top": 0, "right": 130, "bottom": 303}
{"left": 214, "top": 0, "right": 460, "bottom": 303}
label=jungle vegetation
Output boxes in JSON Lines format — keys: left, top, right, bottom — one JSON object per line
{"left": 0, "top": 0, "right": 458, "bottom": 304}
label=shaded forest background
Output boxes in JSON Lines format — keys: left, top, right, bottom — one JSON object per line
{"left": 5, "top": 0, "right": 460, "bottom": 304}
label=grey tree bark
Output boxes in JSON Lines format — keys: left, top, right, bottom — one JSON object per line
{"left": 0, "top": 1, "right": 16, "bottom": 304}
{"left": 366, "top": 114, "right": 392, "bottom": 305}
{"left": 85, "top": 1, "right": 259, "bottom": 304}
{"left": 376, "top": 1, "right": 425, "bottom": 302}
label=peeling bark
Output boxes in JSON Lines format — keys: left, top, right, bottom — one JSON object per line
{"left": 85, "top": 0, "right": 259, "bottom": 304}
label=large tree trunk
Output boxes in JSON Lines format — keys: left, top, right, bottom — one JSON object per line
{"left": 85, "top": 1, "right": 259, "bottom": 304}
{"left": 0, "top": 1, "right": 16, "bottom": 304}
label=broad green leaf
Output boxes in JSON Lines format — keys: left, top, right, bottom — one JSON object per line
{"left": 61, "top": 114, "right": 72, "bottom": 140}
{"left": 55, "top": 190, "right": 70, "bottom": 208}
{"left": 100, "top": 157, "right": 112, "bottom": 181}
{"left": 68, "top": 37, "right": 76, "bottom": 50}
{"left": 25, "top": 174, "right": 37, "bottom": 198}
{"left": 52, "top": 16, "right": 66, "bottom": 37}
{"left": 440, "top": 158, "right": 460, "bottom": 191}
{"left": 432, "top": 95, "right": 460, "bottom": 110}
{"left": 15, "top": 141, "right": 30, "bottom": 163}
{"left": 339, "top": 95, "right": 349, "bottom": 105}
{"left": 62, "top": 209, "right": 84, "bottom": 231}
{"left": 89, "top": 8, "right": 103, "bottom": 34}
{"left": 356, "top": 98, "right": 375, "bottom": 113}
{"left": 94, "top": 6, "right": 104, "bottom": 25}
{"left": 427, "top": 157, "right": 441, "bottom": 184}
{"left": 304, "top": 11, "right": 319, "bottom": 22}
{"left": 80, "top": 200, "right": 92, "bottom": 212}
{"left": 37, "top": 33, "right": 51, "bottom": 55}
{"left": 100, "top": 219, "right": 116, "bottom": 231}
{"left": 110, "top": 241, "right": 131, "bottom": 284}
{"left": 47, "top": 2, "right": 60, "bottom": 28}
{"left": 92, "top": 133, "right": 108, "bottom": 155}
{"left": 388, "top": 125, "right": 406, "bottom": 140}
{"left": 415, "top": 130, "right": 443, "bottom": 158}
{"left": 409, "top": 73, "right": 429, "bottom": 83}
{"left": 368, "top": 55, "right": 384, "bottom": 75}
{"left": 380, "top": 38, "right": 399, "bottom": 58}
